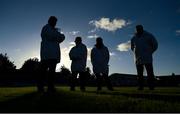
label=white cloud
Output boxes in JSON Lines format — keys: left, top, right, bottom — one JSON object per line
{"left": 69, "top": 42, "right": 75, "bottom": 45}
{"left": 110, "top": 52, "right": 116, "bottom": 56}
{"left": 117, "top": 41, "right": 131, "bottom": 52}
{"left": 87, "top": 34, "right": 99, "bottom": 39}
{"left": 176, "top": 30, "right": 180, "bottom": 35}
{"left": 89, "top": 17, "right": 128, "bottom": 32}
{"left": 88, "top": 29, "right": 97, "bottom": 33}
{"left": 69, "top": 31, "right": 80, "bottom": 35}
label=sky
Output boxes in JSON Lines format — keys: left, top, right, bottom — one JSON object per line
{"left": 0, "top": 0, "right": 180, "bottom": 76}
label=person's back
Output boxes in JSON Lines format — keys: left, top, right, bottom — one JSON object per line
{"left": 41, "top": 23, "right": 65, "bottom": 63}
{"left": 38, "top": 16, "right": 65, "bottom": 93}
{"left": 91, "top": 37, "right": 113, "bottom": 91}
{"left": 131, "top": 31, "right": 158, "bottom": 64}
{"left": 91, "top": 45, "right": 109, "bottom": 74}
{"left": 69, "top": 42, "right": 87, "bottom": 72}
{"left": 69, "top": 37, "right": 87, "bottom": 91}
{"left": 131, "top": 25, "right": 158, "bottom": 90}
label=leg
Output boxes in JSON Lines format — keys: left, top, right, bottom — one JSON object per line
{"left": 103, "top": 73, "right": 113, "bottom": 91}
{"left": 79, "top": 72, "right": 86, "bottom": 91}
{"left": 136, "top": 64, "right": 144, "bottom": 90}
{"left": 47, "top": 60, "right": 57, "bottom": 92}
{"left": 95, "top": 73, "right": 103, "bottom": 91}
{"left": 145, "top": 63, "right": 155, "bottom": 90}
{"left": 70, "top": 71, "right": 78, "bottom": 91}
{"left": 37, "top": 61, "right": 47, "bottom": 92}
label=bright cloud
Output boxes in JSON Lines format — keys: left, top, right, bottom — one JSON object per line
{"left": 69, "top": 42, "right": 75, "bottom": 45}
{"left": 88, "top": 29, "right": 97, "bottom": 33}
{"left": 87, "top": 47, "right": 92, "bottom": 61}
{"left": 117, "top": 41, "right": 131, "bottom": 52}
{"left": 87, "top": 34, "right": 99, "bottom": 39}
{"left": 110, "top": 52, "right": 116, "bottom": 56}
{"left": 69, "top": 31, "right": 80, "bottom": 35}
{"left": 176, "top": 30, "right": 180, "bottom": 35}
{"left": 89, "top": 17, "right": 128, "bottom": 32}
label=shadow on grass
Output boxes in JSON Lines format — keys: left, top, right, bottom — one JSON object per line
{"left": 0, "top": 90, "right": 117, "bottom": 113}
{"left": 0, "top": 91, "right": 86, "bottom": 113}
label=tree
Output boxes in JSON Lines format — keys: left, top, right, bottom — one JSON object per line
{"left": 0, "top": 53, "right": 16, "bottom": 72}
{"left": 60, "top": 65, "right": 71, "bottom": 76}
{"left": 21, "top": 58, "right": 40, "bottom": 73}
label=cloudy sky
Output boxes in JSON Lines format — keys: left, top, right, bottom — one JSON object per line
{"left": 0, "top": 0, "right": 180, "bottom": 75}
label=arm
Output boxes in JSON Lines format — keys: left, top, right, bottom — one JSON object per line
{"left": 149, "top": 34, "right": 158, "bottom": 53}
{"left": 69, "top": 47, "right": 81, "bottom": 61}
{"left": 131, "top": 38, "right": 134, "bottom": 51}
{"left": 90, "top": 48, "right": 95, "bottom": 66}
{"left": 104, "top": 47, "right": 110, "bottom": 65}
{"left": 41, "top": 25, "right": 65, "bottom": 43}
{"left": 151, "top": 36, "right": 158, "bottom": 53}
{"left": 69, "top": 48, "right": 75, "bottom": 60}
{"left": 84, "top": 46, "right": 88, "bottom": 62}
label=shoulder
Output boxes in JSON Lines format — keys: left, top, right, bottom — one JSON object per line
{"left": 81, "top": 43, "right": 87, "bottom": 48}
{"left": 91, "top": 46, "right": 96, "bottom": 51}
{"left": 43, "top": 24, "right": 49, "bottom": 29}
{"left": 42, "top": 24, "right": 52, "bottom": 32}
{"left": 104, "top": 46, "right": 108, "bottom": 50}
{"left": 71, "top": 46, "right": 76, "bottom": 51}
{"left": 144, "top": 31, "right": 154, "bottom": 38}
{"left": 131, "top": 35, "right": 136, "bottom": 41}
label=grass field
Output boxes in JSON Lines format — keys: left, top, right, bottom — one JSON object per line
{"left": 0, "top": 86, "right": 180, "bottom": 113}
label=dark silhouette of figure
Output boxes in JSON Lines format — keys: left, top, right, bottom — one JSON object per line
{"left": 38, "top": 16, "right": 65, "bottom": 93}
{"left": 69, "top": 37, "right": 87, "bottom": 91}
{"left": 131, "top": 25, "right": 158, "bottom": 90}
{"left": 91, "top": 37, "right": 113, "bottom": 91}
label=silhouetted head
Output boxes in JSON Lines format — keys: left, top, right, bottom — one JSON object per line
{"left": 95, "top": 37, "right": 104, "bottom": 48}
{"left": 75, "top": 37, "right": 82, "bottom": 45}
{"left": 136, "top": 25, "right": 144, "bottom": 36}
{"left": 48, "top": 16, "right": 57, "bottom": 28}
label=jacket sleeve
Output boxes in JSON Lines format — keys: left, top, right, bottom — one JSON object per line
{"left": 84, "top": 45, "right": 88, "bottom": 62}
{"left": 150, "top": 35, "right": 158, "bottom": 53}
{"left": 90, "top": 48, "right": 95, "bottom": 66}
{"left": 69, "top": 47, "right": 81, "bottom": 61}
{"left": 41, "top": 26, "right": 65, "bottom": 43}
{"left": 104, "top": 47, "right": 110, "bottom": 65}
{"left": 69, "top": 48, "right": 78, "bottom": 60}
{"left": 69, "top": 48, "right": 73, "bottom": 60}
{"left": 131, "top": 38, "right": 134, "bottom": 51}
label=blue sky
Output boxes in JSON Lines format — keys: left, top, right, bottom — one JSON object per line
{"left": 0, "top": 0, "right": 180, "bottom": 75}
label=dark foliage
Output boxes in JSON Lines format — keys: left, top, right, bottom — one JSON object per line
{"left": 0, "top": 53, "right": 16, "bottom": 72}
{"left": 21, "top": 58, "right": 40, "bottom": 73}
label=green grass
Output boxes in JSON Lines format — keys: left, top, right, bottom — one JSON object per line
{"left": 0, "top": 86, "right": 180, "bottom": 112}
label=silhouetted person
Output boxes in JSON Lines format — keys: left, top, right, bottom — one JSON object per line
{"left": 131, "top": 25, "right": 158, "bottom": 90}
{"left": 39, "top": 16, "right": 65, "bottom": 93}
{"left": 69, "top": 37, "right": 87, "bottom": 91}
{"left": 91, "top": 37, "right": 113, "bottom": 91}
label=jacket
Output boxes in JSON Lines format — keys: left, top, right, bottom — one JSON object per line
{"left": 131, "top": 31, "right": 158, "bottom": 65}
{"left": 69, "top": 43, "right": 87, "bottom": 72}
{"left": 91, "top": 45, "right": 110, "bottom": 75}
{"left": 40, "top": 24, "right": 65, "bottom": 63}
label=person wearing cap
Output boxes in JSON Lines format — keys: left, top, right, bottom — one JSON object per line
{"left": 131, "top": 25, "right": 158, "bottom": 90}
{"left": 39, "top": 16, "right": 65, "bottom": 93}
{"left": 91, "top": 37, "right": 113, "bottom": 91}
{"left": 69, "top": 37, "right": 87, "bottom": 91}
